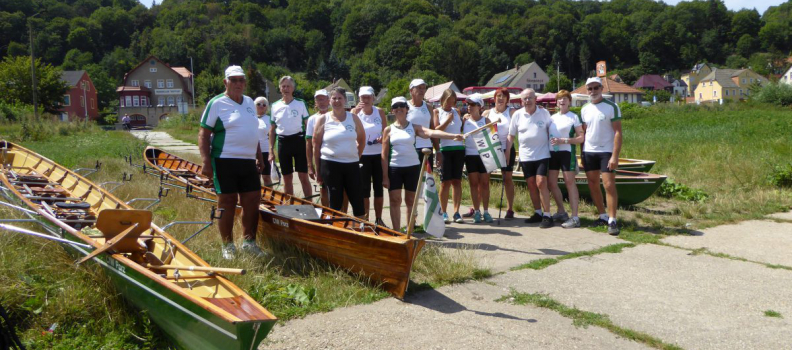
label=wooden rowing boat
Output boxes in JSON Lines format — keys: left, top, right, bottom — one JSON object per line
{"left": 577, "top": 156, "right": 655, "bottom": 173}
{"left": 143, "top": 147, "right": 425, "bottom": 299}
{"left": 0, "top": 141, "right": 276, "bottom": 350}
{"left": 489, "top": 169, "right": 667, "bottom": 206}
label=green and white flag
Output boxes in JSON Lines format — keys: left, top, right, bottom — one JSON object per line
{"left": 473, "top": 124, "right": 506, "bottom": 173}
{"left": 422, "top": 159, "right": 445, "bottom": 238}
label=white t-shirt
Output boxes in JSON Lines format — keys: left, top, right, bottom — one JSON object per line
{"left": 407, "top": 100, "right": 432, "bottom": 149}
{"left": 509, "top": 107, "right": 551, "bottom": 162}
{"left": 463, "top": 117, "right": 488, "bottom": 156}
{"left": 271, "top": 98, "right": 309, "bottom": 136}
{"left": 549, "top": 111, "right": 582, "bottom": 153}
{"left": 305, "top": 112, "right": 323, "bottom": 139}
{"left": 581, "top": 100, "right": 621, "bottom": 153}
{"left": 488, "top": 107, "right": 512, "bottom": 148}
{"left": 257, "top": 115, "right": 271, "bottom": 153}
{"left": 437, "top": 108, "right": 464, "bottom": 151}
{"left": 200, "top": 94, "right": 259, "bottom": 159}
{"left": 388, "top": 122, "right": 420, "bottom": 167}
{"left": 320, "top": 113, "right": 359, "bottom": 163}
{"left": 359, "top": 107, "right": 384, "bottom": 156}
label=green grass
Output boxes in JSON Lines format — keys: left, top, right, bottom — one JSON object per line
{"left": 510, "top": 243, "right": 635, "bottom": 271}
{"left": 155, "top": 112, "right": 201, "bottom": 145}
{"left": 764, "top": 310, "right": 783, "bottom": 318}
{"left": 498, "top": 290, "right": 683, "bottom": 350}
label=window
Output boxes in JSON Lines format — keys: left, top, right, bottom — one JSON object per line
{"left": 167, "top": 96, "right": 174, "bottom": 106}
{"left": 157, "top": 80, "right": 164, "bottom": 88}
{"left": 740, "top": 89, "right": 744, "bottom": 96}
{"left": 699, "top": 93, "right": 702, "bottom": 99}
{"left": 85, "top": 82, "right": 90, "bottom": 91}
{"left": 131, "top": 80, "right": 139, "bottom": 87}
{"left": 750, "top": 78, "right": 754, "bottom": 83}
{"left": 742, "top": 78, "right": 746, "bottom": 84}
{"left": 141, "top": 96, "right": 147, "bottom": 106}
{"left": 158, "top": 97, "right": 164, "bottom": 106}
{"left": 166, "top": 79, "right": 173, "bottom": 88}
{"left": 533, "top": 72, "right": 537, "bottom": 78}
{"left": 144, "top": 80, "right": 152, "bottom": 88}
{"left": 63, "top": 95, "right": 71, "bottom": 106}
{"left": 150, "top": 68, "right": 157, "bottom": 73}
{"left": 713, "top": 90, "right": 717, "bottom": 97}
{"left": 725, "top": 90, "right": 729, "bottom": 96}
{"left": 176, "top": 96, "right": 182, "bottom": 105}
{"left": 133, "top": 96, "right": 140, "bottom": 107}
{"left": 125, "top": 96, "right": 132, "bottom": 107}
{"left": 732, "top": 89, "right": 735, "bottom": 96}
{"left": 120, "top": 98, "right": 124, "bottom": 107}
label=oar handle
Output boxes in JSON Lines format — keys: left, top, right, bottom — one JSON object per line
{"left": 146, "top": 264, "right": 246, "bottom": 275}
{"left": 463, "top": 121, "right": 497, "bottom": 139}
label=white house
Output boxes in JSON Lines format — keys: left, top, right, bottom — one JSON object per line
{"left": 781, "top": 66, "right": 792, "bottom": 86}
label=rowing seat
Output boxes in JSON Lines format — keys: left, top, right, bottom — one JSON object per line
{"left": 78, "top": 209, "right": 152, "bottom": 264}
{"left": 56, "top": 202, "right": 91, "bottom": 209}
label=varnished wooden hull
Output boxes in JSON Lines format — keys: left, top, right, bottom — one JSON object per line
{"left": 144, "top": 147, "right": 425, "bottom": 299}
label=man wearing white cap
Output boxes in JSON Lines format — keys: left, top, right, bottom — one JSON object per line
{"left": 306, "top": 89, "right": 331, "bottom": 206}
{"left": 407, "top": 79, "right": 438, "bottom": 170}
{"left": 254, "top": 96, "right": 273, "bottom": 186}
{"left": 199, "top": 65, "right": 267, "bottom": 260}
{"left": 352, "top": 86, "right": 387, "bottom": 226}
{"left": 268, "top": 76, "right": 312, "bottom": 198}
{"left": 581, "top": 77, "right": 622, "bottom": 236}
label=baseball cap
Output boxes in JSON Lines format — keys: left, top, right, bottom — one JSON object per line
{"left": 314, "top": 89, "right": 328, "bottom": 98}
{"left": 358, "top": 86, "right": 375, "bottom": 97}
{"left": 254, "top": 97, "right": 268, "bottom": 106}
{"left": 391, "top": 96, "right": 408, "bottom": 107}
{"left": 224, "top": 65, "right": 245, "bottom": 79}
{"left": 409, "top": 79, "right": 427, "bottom": 89}
{"left": 585, "top": 77, "right": 602, "bottom": 86}
{"left": 465, "top": 93, "right": 483, "bottom": 107}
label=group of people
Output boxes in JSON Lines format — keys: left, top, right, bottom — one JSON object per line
{"left": 198, "top": 66, "right": 623, "bottom": 259}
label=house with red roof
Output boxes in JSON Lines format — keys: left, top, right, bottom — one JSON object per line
{"left": 633, "top": 75, "right": 674, "bottom": 92}
{"left": 116, "top": 55, "right": 194, "bottom": 127}
{"left": 571, "top": 77, "right": 644, "bottom": 106}
{"left": 59, "top": 70, "right": 99, "bottom": 121}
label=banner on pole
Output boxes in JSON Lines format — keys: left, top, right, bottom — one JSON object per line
{"left": 422, "top": 160, "right": 445, "bottom": 238}
{"left": 472, "top": 124, "right": 506, "bottom": 173}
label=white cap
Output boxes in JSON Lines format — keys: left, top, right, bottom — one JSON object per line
{"left": 465, "top": 93, "right": 483, "bottom": 107}
{"left": 254, "top": 97, "right": 268, "bottom": 106}
{"left": 585, "top": 77, "right": 602, "bottom": 86}
{"left": 314, "top": 89, "right": 328, "bottom": 98}
{"left": 409, "top": 79, "right": 427, "bottom": 89}
{"left": 390, "top": 96, "right": 408, "bottom": 107}
{"left": 224, "top": 65, "right": 245, "bottom": 79}
{"left": 358, "top": 86, "right": 375, "bottom": 97}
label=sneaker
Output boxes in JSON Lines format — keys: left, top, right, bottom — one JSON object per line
{"left": 607, "top": 221, "right": 620, "bottom": 236}
{"left": 540, "top": 216, "right": 554, "bottom": 228}
{"left": 591, "top": 218, "right": 608, "bottom": 227}
{"left": 473, "top": 210, "right": 482, "bottom": 223}
{"left": 375, "top": 217, "right": 388, "bottom": 228}
{"left": 524, "top": 213, "right": 542, "bottom": 224}
{"left": 504, "top": 210, "right": 515, "bottom": 219}
{"left": 462, "top": 208, "right": 476, "bottom": 218}
{"left": 561, "top": 217, "right": 581, "bottom": 228}
{"left": 483, "top": 212, "right": 493, "bottom": 223}
{"left": 443, "top": 212, "right": 451, "bottom": 224}
{"left": 221, "top": 243, "right": 236, "bottom": 260}
{"left": 241, "top": 240, "right": 268, "bottom": 258}
{"left": 453, "top": 212, "right": 464, "bottom": 223}
{"left": 552, "top": 212, "right": 569, "bottom": 223}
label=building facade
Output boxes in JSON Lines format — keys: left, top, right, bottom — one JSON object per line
{"left": 116, "top": 55, "right": 194, "bottom": 127}
{"left": 59, "top": 71, "right": 99, "bottom": 121}
{"left": 485, "top": 62, "right": 550, "bottom": 92}
{"left": 781, "top": 66, "right": 792, "bottom": 86}
{"left": 571, "top": 77, "right": 644, "bottom": 106}
{"left": 694, "top": 68, "right": 768, "bottom": 103}
{"left": 681, "top": 63, "right": 713, "bottom": 97}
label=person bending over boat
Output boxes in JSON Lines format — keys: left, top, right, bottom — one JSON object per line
{"left": 351, "top": 86, "right": 387, "bottom": 226}
{"left": 312, "top": 88, "right": 367, "bottom": 217}
{"left": 198, "top": 65, "right": 267, "bottom": 260}
{"left": 255, "top": 96, "right": 273, "bottom": 186}
{"left": 306, "top": 89, "right": 331, "bottom": 207}
{"left": 268, "top": 76, "right": 313, "bottom": 198}
{"left": 547, "top": 90, "right": 585, "bottom": 228}
{"left": 432, "top": 88, "right": 465, "bottom": 224}
{"left": 507, "top": 88, "right": 554, "bottom": 228}
{"left": 407, "top": 79, "right": 438, "bottom": 171}
{"left": 382, "top": 97, "right": 464, "bottom": 232}
{"left": 483, "top": 87, "right": 517, "bottom": 219}
{"left": 461, "top": 94, "right": 493, "bottom": 223}
{"left": 581, "top": 77, "right": 622, "bottom": 236}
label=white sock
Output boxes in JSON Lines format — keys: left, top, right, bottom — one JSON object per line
{"left": 573, "top": 216, "right": 579, "bottom": 221}
{"left": 599, "top": 213, "right": 609, "bottom": 221}
{"left": 608, "top": 217, "right": 617, "bottom": 224}
{"left": 543, "top": 212, "right": 551, "bottom": 218}
{"left": 535, "top": 209, "right": 542, "bottom": 215}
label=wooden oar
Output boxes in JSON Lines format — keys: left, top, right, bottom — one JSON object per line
{"left": 144, "top": 264, "right": 246, "bottom": 275}
{"left": 462, "top": 121, "right": 498, "bottom": 139}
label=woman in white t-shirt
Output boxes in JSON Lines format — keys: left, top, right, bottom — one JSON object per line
{"left": 548, "top": 90, "right": 585, "bottom": 228}
{"left": 461, "top": 94, "right": 492, "bottom": 223}
{"left": 482, "top": 88, "right": 516, "bottom": 219}
{"left": 351, "top": 86, "right": 387, "bottom": 226}
{"left": 255, "top": 96, "right": 273, "bottom": 186}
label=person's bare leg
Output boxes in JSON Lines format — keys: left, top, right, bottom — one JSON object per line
{"left": 283, "top": 173, "right": 294, "bottom": 195}
{"left": 468, "top": 173, "right": 481, "bottom": 211}
{"left": 374, "top": 196, "right": 384, "bottom": 220}
{"left": 404, "top": 191, "right": 416, "bottom": 230}
{"left": 440, "top": 181, "right": 451, "bottom": 213}
{"left": 503, "top": 172, "right": 515, "bottom": 212}
{"left": 480, "top": 173, "right": 490, "bottom": 211}
{"left": 526, "top": 176, "right": 541, "bottom": 211}
{"left": 547, "top": 170, "right": 566, "bottom": 213}
{"left": 452, "top": 179, "right": 462, "bottom": 214}
{"left": 389, "top": 190, "right": 402, "bottom": 230}
{"left": 320, "top": 186, "right": 329, "bottom": 207}
{"left": 536, "top": 175, "right": 551, "bottom": 214}
{"left": 585, "top": 170, "right": 606, "bottom": 215}
{"left": 239, "top": 191, "right": 261, "bottom": 240}
{"left": 563, "top": 171, "right": 580, "bottom": 217}
{"left": 602, "top": 172, "right": 618, "bottom": 219}
{"left": 298, "top": 172, "right": 312, "bottom": 198}
{"left": 217, "top": 193, "right": 238, "bottom": 244}
{"left": 363, "top": 198, "right": 371, "bottom": 220}
{"left": 261, "top": 175, "right": 272, "bottom": 187}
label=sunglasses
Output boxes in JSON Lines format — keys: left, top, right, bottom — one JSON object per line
{"left": 587, "top": 86, "right": 601, "bottom": 91}
{"left": 366, "top": 139, "right": 381, "bottom": 145}
{"left": 256, "top": 103, "right": 267, "bottom": 107}
{"left": 228, "top": 77, "right": 246, "bottom": 83}
{"left": 467, "top": 103, "right": 480, "bottom": 107}
{"left": 391, "top": 102, "right": 408, "bottom": 109}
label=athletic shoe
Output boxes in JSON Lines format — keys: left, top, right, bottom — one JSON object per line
{"left": 561, "top": 217, "right": 581, "bottom": 228}
{"left": 540, "top": 216, "right": 554, "bottom": 228}
{"left": 473, "top": 211, "right": 482, "bottom": 223}
{"left": 552, "top": 212, "right": 569, "bottom": 223}
{"left": 608, "top": 221, "right": 620, "bottom": 236}
{"left": 241, "top": 240, "right": 268, "bottom": 258}
{"left": 591, "top": 218, "right": 609, "bottom": 227}
{"left": 221, "top": 243, "right": 236, "bottom": 260}
{"left": 453, "top": 212, "right": 464, "bottom": 223}
{"left": 443, "top": 212, "right": 451, "bottom": 224}
{"left": 483, "top": 212, "right": 494, "bottom": 223}
{"left": 504, "top": 210, "right": 515, "bottom": 219}
{"left": 524, "top": 213, "right": 543, "bottom": 224}
{"left": 375, "top": 217, "right": 388, "bottom": 228}
{"left": 462, "top": 208, "right": 476, "bottom": 218}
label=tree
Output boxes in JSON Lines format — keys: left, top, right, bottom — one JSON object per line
{"left": 0, "top": 56, "right": 69, "bottom": 114}
{"left": 546, "top": 73, "right": 572, "bottom": 92}
{"left": 735, "top": 34, "right": 756, "bottom": 58}
{"left": 61, "top": 49, "right": 94, "bottom": 70}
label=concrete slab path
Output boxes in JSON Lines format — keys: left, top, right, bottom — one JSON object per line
{"left": 130, "top": 130, "right": 200, "bottom": 156}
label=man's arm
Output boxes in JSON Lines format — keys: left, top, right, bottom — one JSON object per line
{"left": 199, "top": 127, "right": 213, "bottom": 178}
{"left": 609, "top": 120, "right": 622, "bottom": 171}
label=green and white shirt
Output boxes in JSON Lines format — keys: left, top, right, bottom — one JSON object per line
{"left": 581, "top": 100, "right": 621, "bottom": 153}
{"left": 271, "top": 98, "right": 310, "bottom": 136}
{"left": 200, "top": 94, "right": 259, "bottom": 159}
{"left": 305, "top": 112, "right": 322, "bottom": 140}
{"left": 509, "top": 107, "right": 552, "bottom": 162}
{"left": 549, "top": 111, "right": 582, "bottom": 153}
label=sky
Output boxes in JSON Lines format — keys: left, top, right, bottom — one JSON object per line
{"left": 135, "top": 0, "right": 782, "bottom": 15}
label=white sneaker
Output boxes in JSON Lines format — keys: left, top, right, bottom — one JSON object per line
{"left": 241, "top": 240, "right": 268, "bottom": 258}
{"left": 561, "top": 217, "right": 581, "bottom": 228}
{"left": 221, "top": 243, "right": 236, "bottom": 260}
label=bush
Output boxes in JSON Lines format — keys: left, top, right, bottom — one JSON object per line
{"left": 657, "top": 178, "right": 709, "bottom": 202}
{"left": 754, "top": 82, "right": 792, "bottom": 106}
{"left": 0, "top": 102, "right": 33, "bottom": 122}
{"left": 618, "top": 102, "right": 652, "bottom": 119}
{"left": 768, "top": 164, "right": 792, "bottom": 188}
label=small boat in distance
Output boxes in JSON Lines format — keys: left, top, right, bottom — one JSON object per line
{"left": 577, "top": 156, "right": 655, "bottom": 173}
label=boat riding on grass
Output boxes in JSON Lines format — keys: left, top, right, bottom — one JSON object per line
{"left": 143, "top": 147, "right": 425, "bottom": 299}
{"left": 0, "top": 141, "right": 276, "bottom": 350}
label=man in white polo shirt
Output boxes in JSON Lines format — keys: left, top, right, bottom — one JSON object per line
{"left": 268, "top": 76, "right": 313, "bottom": 198}
{"left": 199, "top": 65, "right": 267, "bottom": 260}
{"left": 581, "top": 77, "right": 623, "bottom": 236}
{"left": 306, "top": 89, "right": 330, "bottom": 206}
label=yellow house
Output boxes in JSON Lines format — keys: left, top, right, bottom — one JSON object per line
{"left": 694, "top": 68, "right": 768, "bottom": 103}
{"left": 681, "top": 63, "right": 713, "bottom": 97}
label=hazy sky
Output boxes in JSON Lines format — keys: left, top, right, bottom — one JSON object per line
{"left": 136, "top": 0, "right": 782, "bottom": 15}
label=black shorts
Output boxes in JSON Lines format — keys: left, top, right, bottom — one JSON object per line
{"left": 389, "top": 165, "right": 420, "bottom": 192}
{"left": 440, "top": 150, "right": 465, "bottom": 181}
{"left": 320, "top": 159, "right": 364, "bottom": 216}
{"left": 520, "top": 159, "right": 549, "bottom": 178}
{"left": 464, "top": 155, "right": 488, "bottom": 174}
{"left": 501, "top": 144, "right": 516, "bottom": 172}
{"left": 260, "top": 152, "right": 272, "bottom": 175}
{"left": 582, "top": 152, "right": 614, "bottom": 173}
{"left": 416, "top": 148, "right": 434, "bottom": 171}
{"left": 359, "top": 154, "right": 384, "bottom": 198}
{"left": 277, "top": 133, "right": 308, "bottom": 175}
{"left": 549, "top": 151, "right": 575, "bottom": 172}
{"left": 211, "top": 158, "right": 261, "bottom": 194}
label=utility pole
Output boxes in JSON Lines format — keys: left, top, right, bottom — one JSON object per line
{"left": 189, "top": 56, "right": 196, "bottom": 110}
{"left": 557, "top": 61, "right": 560, "bottom": 91}
{"left": 28, "top": 13, "right": 42, "bottom": 121}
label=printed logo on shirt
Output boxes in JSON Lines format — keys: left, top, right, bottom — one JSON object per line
{"left": 537, "top": 121, "right": 545, "bottom": 127}
{"left": 247, "top": 107, "right": 254, "bottom": 114}
{"left": 375, "top": 117, "right": 382, "bottom": 125}
{"left": 345, "top": 125, "right": 354, "bottom": 132}
{"left": 406, "top": 128, "right": 414, "bottom": 135}
{"left": 291, "top": 109, "right": 298, "bottom": 118}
